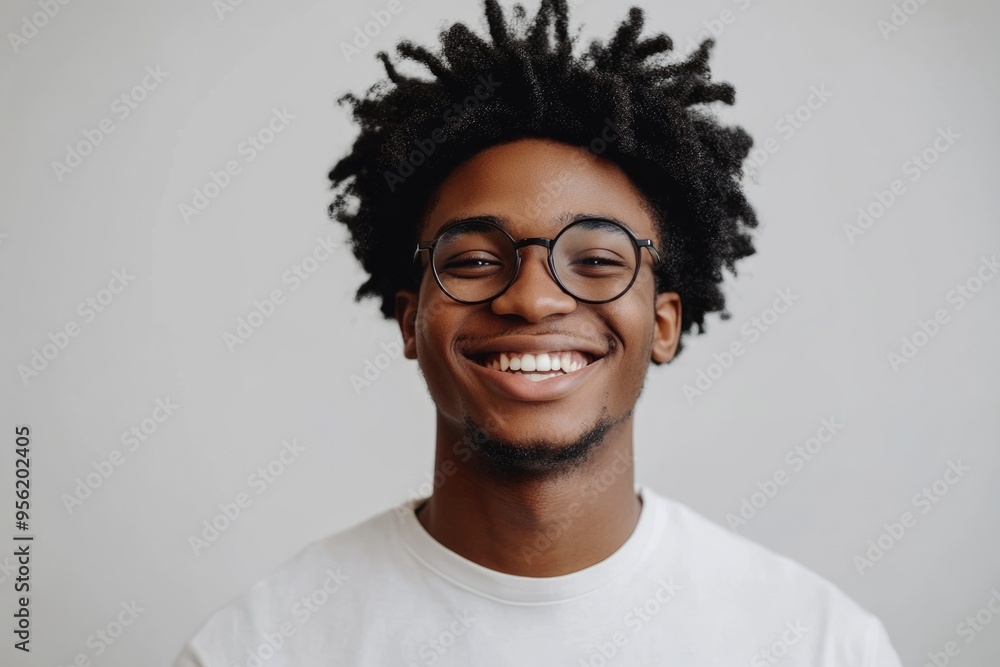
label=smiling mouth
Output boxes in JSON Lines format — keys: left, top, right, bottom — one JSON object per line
{"left": 470, "top": 350, "right": 599, "bottom": 382}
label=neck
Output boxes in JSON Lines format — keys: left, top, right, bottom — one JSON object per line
{"left": 415, "top": 414, "right": 641, "bottom": 577}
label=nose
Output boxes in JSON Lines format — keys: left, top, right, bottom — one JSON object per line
{"left": 489, "top": 244, "right": 577, "bottom": 321}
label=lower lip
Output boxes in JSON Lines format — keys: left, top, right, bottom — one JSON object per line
{"left": 466, "top": 356, "right": 603, "bottom": 402}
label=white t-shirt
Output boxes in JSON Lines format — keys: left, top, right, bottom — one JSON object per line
{"left": 174, "top": 484, "right": 903, "bottom": 666}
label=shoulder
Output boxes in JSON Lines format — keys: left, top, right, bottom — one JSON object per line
{"left": 642, "top": 486, "right": 900, "bottom": 665}
{"left": 174, "top": 503, "right": 405, "bottom": 665}
{"left": 647, "top": 485, "right": 858, "bottom": 600}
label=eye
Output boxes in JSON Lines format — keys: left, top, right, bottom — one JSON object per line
{"left": 574, "top": 255, "right": 628, "bottom": 267}
{"left": 442, "top": 256, "right": 501, "bottom": 269}
{"left": 439, "top": 254, "right": 506, "bottom": 278}
{"left": 568, "top": 251, "right": 631, "bottom": 269}
{"left": 444, "top": 258, "right": 498, "bottom": 268}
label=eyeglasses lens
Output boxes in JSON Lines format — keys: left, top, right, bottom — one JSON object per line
{"left": 432, "top": 220, "right": 638, "bottom": 302}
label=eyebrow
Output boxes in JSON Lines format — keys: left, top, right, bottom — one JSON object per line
{"left": 435, "top": 212, "right": 642, "bottom": 238}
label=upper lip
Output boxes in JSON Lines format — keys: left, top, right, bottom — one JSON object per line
{"left": 462, "top": 335, "right": 607, "bottom": 362}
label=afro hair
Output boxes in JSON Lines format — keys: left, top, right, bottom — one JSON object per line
{"left": 328, "top": 0, "right": 758, "bottom": 361}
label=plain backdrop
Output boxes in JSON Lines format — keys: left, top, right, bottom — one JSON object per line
{"left": 1, "top": 0, "right": 999, "bottom": 664}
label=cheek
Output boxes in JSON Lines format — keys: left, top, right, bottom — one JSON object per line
{"left": 606, "top": 298, "right": 656, "bottom": 358}
{"left": 612, "top": 309, "right": 655, "bottom": 402}
{"left": 413, "top": 275, "right": 449, "bottom": 356}
{"left": 414, "top": 294, "right": 468, "bottom": 374}
{"left": 415, "top": 302, "right": 445, "bottom": 363}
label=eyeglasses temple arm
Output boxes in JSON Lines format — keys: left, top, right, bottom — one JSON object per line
{"left": 637, "top": 240, "right": 662, "bottom": 267}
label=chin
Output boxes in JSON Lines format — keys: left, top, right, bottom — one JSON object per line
{"left": 460, "top": 413, "right": 615, "bottom": 480}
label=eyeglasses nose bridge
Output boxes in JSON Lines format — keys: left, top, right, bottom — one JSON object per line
{"left": 508, "top": 237, "right": 559, "bottom": 286}
{"left": 512, "top": 237, "right": 554, "bottom": 252}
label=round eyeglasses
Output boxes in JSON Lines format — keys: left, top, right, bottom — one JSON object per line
{"left": 412, "top": 217, "right": 662, "bottom": 304}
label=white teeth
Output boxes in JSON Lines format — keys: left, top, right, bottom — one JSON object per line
{"left": 507, "top": 371, "right": 563, "bottom": 382}
{"left": 521, "top": 354, "right": 536, "bottom": 372}
{"left": 525, "top": 371, "right": 560, "bottom": 382}
{"left": 479, "top": 350, "right": 597, "bottom": 377}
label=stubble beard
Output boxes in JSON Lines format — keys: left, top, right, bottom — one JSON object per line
{"left": 459, "top": 406, "right": 631, "bottom": 483}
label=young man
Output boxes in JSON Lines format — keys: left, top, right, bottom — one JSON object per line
{"left": 176, "top": 1, "right": 903, "bottom": 664}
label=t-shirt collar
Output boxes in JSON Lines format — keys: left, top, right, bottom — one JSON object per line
{"left": 392, "top": 484, "right": 661, "bottom": 605}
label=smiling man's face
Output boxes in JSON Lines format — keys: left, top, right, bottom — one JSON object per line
{"left": 395, "top": 138, "right": 681, "bottom": 478}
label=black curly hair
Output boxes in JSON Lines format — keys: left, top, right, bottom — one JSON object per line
{"left": 327, "top": 0, "right": 758, "bottom": 362}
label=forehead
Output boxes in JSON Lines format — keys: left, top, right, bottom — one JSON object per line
{"left": 420, "top": 138, "right": 658, "bottom": 242}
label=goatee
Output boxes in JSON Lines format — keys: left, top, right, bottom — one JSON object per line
{"left": 459, "top": 408, "right": 626, "bottom": 483}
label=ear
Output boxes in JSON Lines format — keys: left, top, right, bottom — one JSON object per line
{"left": 395, "top": 290, "right": 419, "bottom": 360}
{"left": 651, "top": 291, "right": 681, "bottom": 364}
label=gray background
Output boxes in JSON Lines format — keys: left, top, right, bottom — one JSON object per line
{"left": 1, "top": 0, "right": 998, "bottom": 665}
